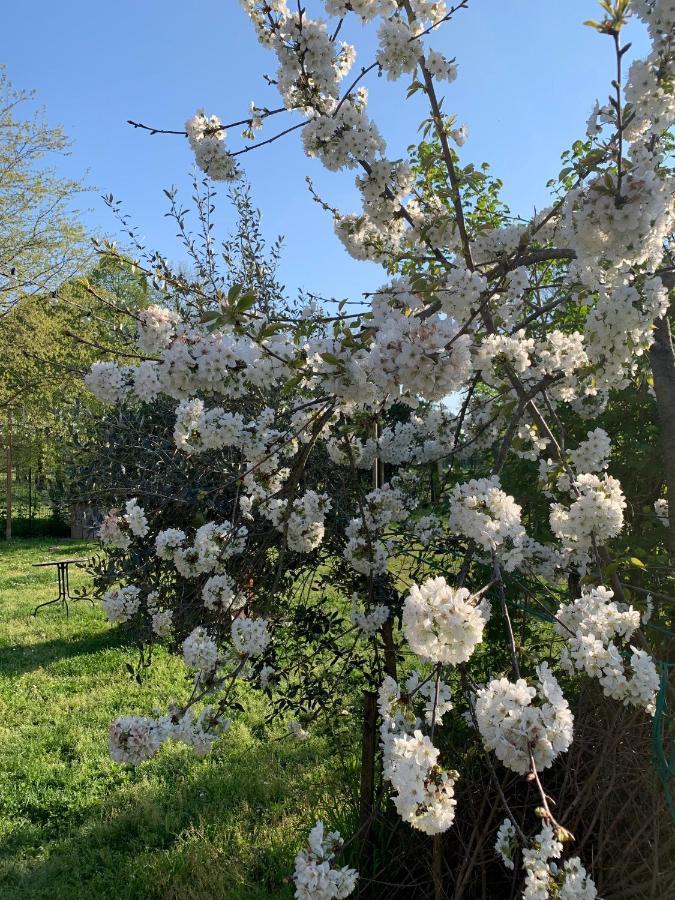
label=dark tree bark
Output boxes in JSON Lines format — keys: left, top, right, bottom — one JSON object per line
{"left": 649, "top": 303, "right": 675, "bottom": 559}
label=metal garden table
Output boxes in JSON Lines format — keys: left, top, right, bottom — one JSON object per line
{"left": 32, "top": 558, "right": 94, "bottom": 617}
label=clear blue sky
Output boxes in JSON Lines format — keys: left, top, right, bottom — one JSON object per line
{"left": 3, "top": 1, "right": 649, "bottom": 302}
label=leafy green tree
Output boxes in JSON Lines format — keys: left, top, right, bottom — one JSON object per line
{"left": 0, "top": 66, "right": 88, "bottom": 315}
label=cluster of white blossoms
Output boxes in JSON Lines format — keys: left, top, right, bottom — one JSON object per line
{"left": 182, "top": 626, "right": 219, "bottom": 674}
{"left": 367, "top": 291, "right": 473, "bottom": 404}
{"left": 561, "top": 166, "right": 674, "bottom": 278}
{"left": 555, "top": 586, "right": 659, "bottom": 714}
{"left": 425, "top": 48, "right": 457, "bottom": 82}
{"left": 475, "top": 330, "right": 534, "bottom": 387}
{"left": 185, "top": 111, "right": 240, "bottom": 181}
{"left": 654, "top": 497, "right": 669, "bottom": 526}
{"left": 85, "top": 360, "right": 128, "bottom": 404}
{"left": 403, "top": 576, "right": 490, "bottom": 665}
{"left": 266, "top": 490, "right": 332, "bottom": 553}
{"left": 293, "top": 820, "right": 358, "bottom": 900}
{"left": 202, "top": 572, "right": 242, "bottom": 612}
{"left": 495, "top": 817, "right": 518, "bottom": 870}
{"left": 378, "top": 674, "right": 457, "bottom": 834}
{"left": 108, "top": 706, "right": 230, "bottom": 765}
{"left": 519, "top": 823, "right": 597, "bottom": 900}
{"left": 231, "top": 616, "right": 270, "bottom": 657}
{"left": 99, "top": 500, "right": 146, "bottom": 550}
{"left": 148, "top": 592, "right": 173, "bottom": 637}
{"left": 349, "top": 596, "right": 390, "bottom": 635}
{"left": 475, "top": 663, "right": 574, "bottom": 775}
{"left": 385, "top": 729, "right": 458, "bottom": 834}
{"left": 447, "top": 476, "right": 527, "bottom": 571}
{"left": 155, "top": 521, "right": 248, "bottom": 579}
{"left": 376, "top": 18, "right": 418, "bottom": 79}
{"left": 344, "top": 483, "right": 406, "bottom": 575}
{"left": 439, "top": 265, "right": 487, "bottom": 320}
{"left": 136, "top": 304, "right": 182, "bottom": 354}
{"left": 549, "top": 474, "right": 626, "bottom": 567}
{"left": 568, "top": 428, "right": 611, "bottom": 474}
{"left": 102, "top": 584, "right": 141, "bottom": 624}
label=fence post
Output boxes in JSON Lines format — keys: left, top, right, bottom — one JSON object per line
{"left": 5, "top": 411, "right": 12, "bottom": 540}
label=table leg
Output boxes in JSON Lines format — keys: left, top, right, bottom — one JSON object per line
{"left": 33, "top": 563, "right": 68, "bottom": 617}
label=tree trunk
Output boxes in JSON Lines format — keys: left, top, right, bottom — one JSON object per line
{"left": 649, "top": 307, "right": 675, "bottom": 559}
{"left": 5, "top": 412, "right": 12, "bottom": 540}
{"left": 358, "top": 691, "right": 378, "bottom": 876}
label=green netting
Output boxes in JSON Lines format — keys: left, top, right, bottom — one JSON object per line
{"left": 652, "top": 661, "right": 675, "bottom": 823}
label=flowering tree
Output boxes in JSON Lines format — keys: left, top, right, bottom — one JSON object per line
{"left": 84, "top": 2, "right": 674, "bottom": 897}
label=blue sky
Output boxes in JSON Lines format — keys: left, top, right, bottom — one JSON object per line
{"left": 3, "top": 1, "right": 649, "bottom": 302}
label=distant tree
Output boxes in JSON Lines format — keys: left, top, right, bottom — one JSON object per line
{"left": 0, "top": 65, "right": 88, "bottom": 315}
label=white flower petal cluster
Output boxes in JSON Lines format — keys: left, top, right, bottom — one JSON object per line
{"left": 132, "top": 360, "right": 162, "bottom": 403}
{"left": 475, "top": 663, "right": 573, "bottom": 774}
{"left": 186, "top": 110, "right": 240, "bottom": 181}
{"left": 448, "top": 476, "right": 526, "bottom": 571}
{"left": 155, "top": 528, "right": 187, "bottom": 560}
{"left": 654, "top": 497, "right": 669, "bottom": 526}
{"left": 182, "top": 626, "right": 219, "bottom": 673}
{"left": 350, "top": 596, "right": 390, "bottom": 635}
{"left": 385, "top": 729, "right": 457, "bottom": 834}
{"left": 476, "top": 330, "right": 534, "bottom": 386}
{"left": 378, "top": 674, "right": 456, "bottom": 833}
{"left": 569, "top": 428, "right": 611, "bottom": 474}
{"left": 377, "top": 18, "right": 418, "bottom": 80}
{"left": 266, "top": 490, "right": 331, "bottom": 553}
{"left": 102, "top": 584, "right": 141, "bottom": 624}
{"left": 124, "top": 498, "right": 148, "bottom": 537}
{"left": 202, "top": 573, "right": 241, "bottom": 611}
{"left": 520, "top": 824, "right": 597, "bottom": 900}
{"left": 136, "top": 304, "right": 181, "bottom": 353}
{"left": 231, "top": 616, "right": 270, "bottom": 657}
{"left": 98, "top": 499, "right": 148, "bottom": 548}
{"left": 403, "top": 576, "right": 490, "bottom": 665}
{"left": 413, "top": 514, "right": 443, "bottom": 546}
{"left": 161, "top": 522, "right": 248, "bottom": 578}
{"left": 555, "top": 585, "right": 659, "bottom": 714}
{"left": 344, "top": 483, "right": 407, "bottom": 575}
{"left": 425, "top": 48, "right": 457, "bottom": 82}
{"left": 495, "top": 818, "right": 517, "bottom": 870}
{"left": 550, "top": 474, "right": 625, "bottom": 566}
{"left": 324, "top": 0, "right": 397, "bottom": 22}
{"left": 99, "top": 509, "right": 131, "bottom": 550}
{"left": 85, "top": 361, "right": 129, "bottom": 404}
{"left": 561, "top": 166, "right": 674, "bottom": 277}
{"left": 108, "top": 715, "right": 162, "bottom": 765}
{"left": 170, "top": 706, "right": 231, "bottom": 758}
{"left": 151, "top": 608, "right": 173, "bottom": 637}
{"left": 293, "top": 820, "right": 358, "bottom": 900}
{"left": 303, "top": 90, "right": 385, "bottom": 171}
{"left": 109, "top": 707, "right": 229, "bottom": 764}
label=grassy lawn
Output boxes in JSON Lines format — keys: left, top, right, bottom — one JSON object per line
{"left": 0, "top": 539, "right": 351, "bottom": 900}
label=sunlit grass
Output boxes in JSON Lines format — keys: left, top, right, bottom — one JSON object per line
{"left": 0, "top": 539, "right": 347, "bottom": 900}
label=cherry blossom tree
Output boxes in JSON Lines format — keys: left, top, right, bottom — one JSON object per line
{"left": 83, "top": 2, "right": 673, "bottom": 897}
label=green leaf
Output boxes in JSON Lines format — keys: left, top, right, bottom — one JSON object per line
{"left": 227, "top": 283, "right": 243, "bottom": 303}
{"left": 237, "top": 292, "right": 256, "bottom": 311}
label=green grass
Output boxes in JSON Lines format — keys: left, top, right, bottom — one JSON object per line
{"left": 0, "top": 539, "right": 348, "bottom": 900}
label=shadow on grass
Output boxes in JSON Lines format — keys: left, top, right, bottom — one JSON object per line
{"left": 0, "top": 739, "right": 320, "bottom": 900}
{"left": 0, "top": 625, "right": 133, "bottom": 677}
